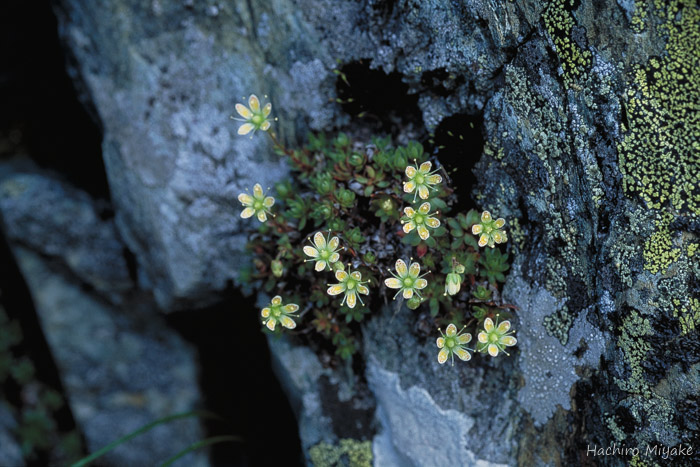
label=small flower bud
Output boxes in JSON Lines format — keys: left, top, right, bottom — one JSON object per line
{"left": 445, "top": 272, "right": 462, "bottom": 296}
{"left": 407, "top": 296, "right": 422, "bottom": 310}
{"left": 271, "top": 260, "right": 284, "bottom": 277}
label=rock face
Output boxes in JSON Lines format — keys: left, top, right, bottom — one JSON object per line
{"left": 53, "top": 0, "right": 698, "bottom": 465}
{"left": 0, "top": 166, "right": 207, "bottom": 466}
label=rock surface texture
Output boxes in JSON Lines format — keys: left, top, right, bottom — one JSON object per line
{"left": 52, "top": 0, "right": 699, "bottom": 465}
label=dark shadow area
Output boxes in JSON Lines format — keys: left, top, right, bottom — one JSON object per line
{"left": 0, "top": 0, "right": 108, "bottom": 201}
{"left": 430, "top": 112, "right": 484, "bottom": 213}
{"left": 168, "top": 292, "right": 303, "bottom": 467}
{"left": 335, "top": 60, "right": 423, "bottom": 137}
{"left": 0, "top": 230, "right": 86, "bottom": 466}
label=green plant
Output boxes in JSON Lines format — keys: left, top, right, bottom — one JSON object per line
{"left": 234, "top": 94, "right": 516, "bottom": 364}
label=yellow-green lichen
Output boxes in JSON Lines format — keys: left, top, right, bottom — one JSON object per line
{"left": 309, "top": 439, "right": 372, "bottom": 467}
{"left": 614, "top": 309, "right": 653, "bottom": 396}
{"left": 643, "top": 211, "right": 680, "bottom": 274}
{"left": 542, "top": 0, "right": 593, "bottom": 87}
{"left": 618, "top": 0, "right": 700, "bottom": 215}
{"left": 631, "top": 0, "right": 649, "bottom": 34}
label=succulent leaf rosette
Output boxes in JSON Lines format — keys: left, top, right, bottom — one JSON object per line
{"left": 436, "top": 324, "right": 473, "bottom": 365}
{"left": 261, "top": 296, "right": 299, "bottom": 331}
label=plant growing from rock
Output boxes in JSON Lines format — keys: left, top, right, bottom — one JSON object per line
{"left": 235, "top": 95, "right": 517, "bottom": 364}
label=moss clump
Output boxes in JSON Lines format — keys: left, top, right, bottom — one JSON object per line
{"left": 643, "top": 211, "right": 680, "bottom": 274}
{"left": 542, "top": 0, "right": 593, "bottom": 87}
{"left": 618, "top": 0, "right": 700, "bottom": 215}
{"left": 309, "top": 439, "right": 372, "bottom": 467}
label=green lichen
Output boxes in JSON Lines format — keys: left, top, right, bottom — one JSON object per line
{"left": 542, "top": 0, "right": 593, "bottom": 87}
{"left": 643, "top": 211, "right": 680, "bottom": 274}
{"left": 631, "top": 0, "right": 649, "bottom": 34}
{"left": 615, "top": 309, "right": 653, "bottom": 396}
{"left": 618, "top": 0, "right": 700, "bottom": 216}
{"left": 309, "top": 439, "right": 372, "bottom": 467}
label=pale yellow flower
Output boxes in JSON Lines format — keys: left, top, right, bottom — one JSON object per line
{"left": 233, "top": 94, "right": 272, "bottom": 135}
{"left": 401, "top": 202, "right": 440, "bottom": 240}
{"left": 303, "top": 231, "right": 342, "bottom": 272}
{"left": 384, "top": 259, "right": 428, "bottom": 300}
{"left": 477, "top": 317, "right": 517, "bottom": 356}
{"left": 238, "top": 183, "right": 274, "bottom": 222}
{"left": 403, "top": 161, "right": 442, "bottom": 201}
{"left": 471, "top": 211, "right": 507, "bottom": 248}
{"left": 327, "top": 269, "right": 369, "bottom": 309}
{"left": 437, "top": 324, "right": 472, "bottom": 365}
{"left": 261, "top": 295, "right": 299, "bottom": 331}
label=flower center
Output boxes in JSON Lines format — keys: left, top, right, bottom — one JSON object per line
{"left": 446, "top": 338, "right": 455, "bottom": 349}
{"left": 414, "top": 214, "right": 424, "bottom": 224}
{"left": 321, "top": 250, "right": 331, "bottom": 260}
{"left": 403, "top": 277, "right": 414, "bottom": 287}
{"left": 254, "top": 200, "right": 263, "bottom": 210}
{"left": 346, "top": 278, "right": 356, "bottom": 290}
{"left": 489, "top": 333, "right": 499, "bottom": 343}
{"left": 272, "top": 307, "right": 281, "bottom": 317}
{"left": 252, "top": 114, "right": 263, "bottom": 125}
{"left": 415, "top": 173, "right": 425, "bottom": 184}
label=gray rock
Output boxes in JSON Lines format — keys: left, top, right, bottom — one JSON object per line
{"left": 0, "top": 402, "right": 24, "bottom": 467}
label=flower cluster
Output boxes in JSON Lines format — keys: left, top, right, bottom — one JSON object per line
{"left": 472, "top": 211, "right": 507, "bottom": 248}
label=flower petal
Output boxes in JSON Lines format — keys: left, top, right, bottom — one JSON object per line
{"left": 253, "top": 184, "right": 264, "bottom": 198}
{"left": 426, "top": 217, "right": 440, "bottom": 228}
{"left": 481, "top": 211, "right": 492, "bottom": 222}
{"left": 265, "top": 318, "right": 276, "bottom": 331}
{"left": 260, "top": 121, "right": 271, "bottom": 131}
{"left": 303, "top": 246, "right": 319, "bottom": 258}
{"left": 271, "top": 296, "right": 282, "bottom": 305}
{"left": 248, "top": 94, "right": 260, "bottom": 112}
{"left": 427, "top": 174, "right": 442, "bottom": 184}
{"left": 478, "top": 332, "right": 488, "bottom": 343}
{"left": 257, "top": 210, "right": 267, "bottom": 222}
{"left": 264, "top": 196, "right": 275, "bottom": 208}
{"left": 263, "top": 102, "right": 272, "bottom": 117}
{"left": 414, "top": 278, "right": 427, "bottom": 289}
{"left": 238, "top": 193, "right": 253, "bottom": 205}
{"left": 436, "top": 337, "right": 445, "bottom": 349}
{"left": 497, "top": 320, "right": 511, "bottom": 333}
{"left": 488, "top": 343, "right": 499, "bottom": 357}
{"left": 495, "top": 218, "right": 506, "bottom": 229}
{"left": 457, "top": 333, "right": 472, "bottom": 344}
{"left": 403, "top": 180, "right": 416, "bottom": 193}
{"left": 405, "top": 165, "right": 417, "bottom": 178}
{"left": 478, "top": 234, "right": 488, "bottom": 247}
{"left": 402, "top": 288, "right": 414, "bottom": 299}
{"left": 346, "top": 291, "right": 357, "bottom": 308}
{"left": 437, "top": 348, "right": 449, "bottom": 364}
{"left": 408, "top": 262, "right": 421, "bottom": 277}
{"left": 472, "top": 224, "right": 483, "bottom": 235}
{"left": 403, "top": 221, "right": 415, "bottom": 234}
{"left": 395, "top": 259, "right": 408, "bottom": 277}
{"left": 418, "top": 202, "right": 431, "bottom": 215}
{"left": 240, "top": 207, "right": 255, "bottom": 218}
{"left": 284, "top": 304, "right": 299, "bottom": 313}
{"left": 384, "top": 278, "right": 402, "bottom": 289}
{"left": 335, "top": 270, "right": 348, "bottom": 281}
{"left": 261, "top": 307, "right": 271, "bottom": 318}
{"left": 493, "top": 231, "right": 503, "bottom": 243}
{"left": 350, "top": 271, "right": 362, "bottom": 281}
{"left": 279, "top": 316, "right": 296, "bottom": 329}
{"left": 446, "top": 323, "right": 457, "bottom": 337}
{"left": 329, "top": 252, "right": 340, "bottom": 263}
{"left": 237, "top": 123, "right": 255, "bottom": 135}
{"left": 418, "top": 185, "right": 429, "bottom": 199}
{"left": 235, "top": 103, "right": 253, "bottom": 119}
{"left": 500, "top": 336, "right": 517, "bottom": 346}
{"left": 403, "top": 207, "right": 415, "bottom": 217}
{"left": 417, "top": 225, "right": 430, "bottom": 240}
{"left": 328, "top": 236, "right": 340, "bottom": 250}
{"left": 484, "top": 317, "right": 494, "bottom": 332}
{"left": 455, "top": 348, "right": 471, "bottom": 361}
{"left": 315, "top": 260, "right": 327, "bottom": 272}
{"left": 327, "top": 285, "right": 345, "bottom": 295}
{"left": 357, "top": 285, "right": 369, "bottom": 295}
{"left": 313, "top": 231, "right": 326, "bottom": 249}
{"left": 419, "top": 161, "right": 432, "bottom": 173}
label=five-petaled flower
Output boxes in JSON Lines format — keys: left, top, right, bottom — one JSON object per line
{"left": 437, "top": 323, "right": 472, "bottom": 365}
{"left": 238, "top": 183, "right": 274, "bottom": 222}
{"left": 327, "top": 269, "right": 369, "bottom": 308}
{"left": 471, "top": 211, "right": 507, "bottom": 248}
{"left": 261, "top": 296, "right": 299, "bottom": 331}
{"left": 403, "top": 160, "right": 442, "bottom": 201}
{"left": 401, "top": 202, "right": 440, "bottom": 240}
{"left": 477, "top": 317, "right": 517, "bottom": 357}
{"left": 303, "top": 231, "right": 342, "bottom": 272}
{"left": 233, "top": 94, "right": 272, "bottom": 135}
{"left": 384, "top": 259, "right": 428, "bottom": 300}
